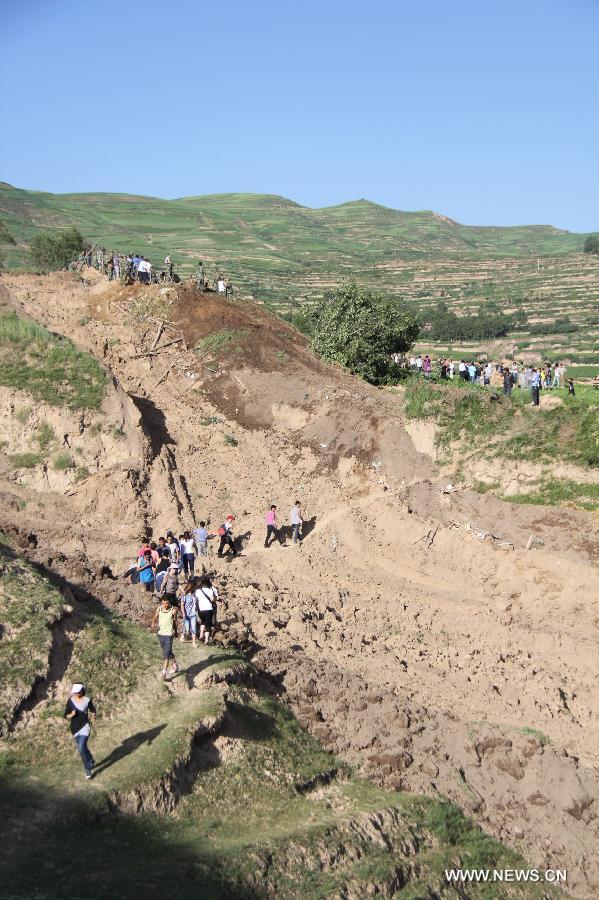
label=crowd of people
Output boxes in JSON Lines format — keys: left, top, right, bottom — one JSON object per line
{"left": 66, "top": 502, "right": 306, "bottom": 776}
{"left": 402, "top": 354, "right": 575, "bottom": 406}
{"left": 73, "top": 246, "right": 233, "bottom": 294}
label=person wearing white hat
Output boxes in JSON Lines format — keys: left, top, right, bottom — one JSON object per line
{"left": 64, "top": 684, "right": 96, "bottom": 779}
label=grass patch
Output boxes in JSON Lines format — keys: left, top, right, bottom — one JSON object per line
{"left": 403, "top": 378, "right": 599, "bottom": 467}
{"left": 519, "top": 727, "right": 551, "bottom": 746}
{"left": 74, "top": 465, "right": 90, "bottom": 482}
{"left": 0, "top": 544, "right": 67, "bottom": 735}
{"left": 52, "top": 451, "right": 74, "bottom": 471}
{"left": 196, "top": 328, "right": 249, "bottom": 355}
{"left": 504, "top": 478, "right": 599, "bottom": 511}
{"left": 14, "top": 405, "right": 32, "bottom": 425}
{"left": 34, "top": 420, "right": 56, "bottom": 451}
{"left": 0, "top": 312, "right": 106, "bottom": 410}
{"left": 223, "top": 434, "right": 238, "bottom": 446}
{"left": 9, "top": 451, "right": 42, "bottom": 469}
{"left": 200, "top": 415, "right": 222, "bottom": 426}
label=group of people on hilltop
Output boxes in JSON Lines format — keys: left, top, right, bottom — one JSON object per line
{"left": 405, "top": 354, "right": 574, "bottom": 405}
{"left": 78, "top": 247, "right": 177, "bottom": 284}
{"left": 75, "top": 247, "right": 232, "bottom": 294}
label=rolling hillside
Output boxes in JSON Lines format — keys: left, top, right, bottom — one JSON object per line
{"left": 0, "top": 182, "right": 588, "bottom": 296}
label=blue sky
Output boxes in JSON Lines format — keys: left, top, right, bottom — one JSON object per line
{"left": 1, "top": 0, "right": 598, "bottom": 230}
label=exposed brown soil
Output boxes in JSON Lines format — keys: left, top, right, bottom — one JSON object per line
{"left": 2, "top": 270, "right": 599, "bottom": 896}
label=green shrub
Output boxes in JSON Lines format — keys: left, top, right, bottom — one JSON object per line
{"left": 52, "top": 451, "right": 74, "bottom": 471}
{"left": 224, "top": 434, "right": 238, "bottom": 446}
{"left": 74, "top": 466, "right": 91, "bottom": 482}
{"left": 310, "top": 283, "right": 419, "bottom": 385}
{"left": 30, "top": 226, "right": 85, "bottom": 272}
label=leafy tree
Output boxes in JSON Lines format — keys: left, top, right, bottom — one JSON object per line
{"left": 30, "top": 226, "right": 85, "bottom": 272}
{"left": 583, "top": 235, "right": 599, "bottom": 255}
{"left": 310, "top": 282, "right": 419, "bottom": 384}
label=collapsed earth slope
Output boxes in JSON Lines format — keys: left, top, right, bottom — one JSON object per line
{"left": 1, "top": 269, "right": 598, "bottom": 897}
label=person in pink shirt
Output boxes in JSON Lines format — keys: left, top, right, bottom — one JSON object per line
{"left": 264, "top": 505, "right": 283, "bottom": 548}
{"left": 423, "top": 355, "right": 432, "bottom": 377}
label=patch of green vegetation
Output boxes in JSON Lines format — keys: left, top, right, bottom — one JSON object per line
{"left": 9, "top": 451, "right": 42, "bottom": 469}
{"left": 275, "top": 349, "right": 288, "bottom": 362}
{"left": 0, "top": 545, "right": 67, "bottom": 734}
{"left": 14, "top": 405, "right": 32, "bottom": 425}
{"left": 52, "top": 451, "right": 74, "bottom": 471}
{"left": 504, "top": 478, "right": 599, "bottom": 511}
{"left": 200, "top": 415, "right": 222, "bottom": 426}
{"left": 0, "top": 312, "right": 106, "bottom": 410}
{"left": 78, "top": 315, "right": 91, "bottom": 326}
{"left": 74, "top": 465, "right": 90, "bottom": 482}
{"left": 111, "top": 424, "right": 126, "bottom": 440}
{"left": 472, "top": 479, "right": 501, "bottom": 494}
{"left": 403, "top": 378, "right": 598, "bottom": 468}
{"left": 88, "top": 422, "right": 102, "bottom": 437}
{"left": 519, "top": 727, "right": 551, "bottom": 746}
{"left": 196, "top": 328, "right": 249, "bottom": 355}
{"left": 224, "top": 434, "right": 238, "bottom": 446}
{"left": 34, "top": 420, "right": 56, "bottom": 451}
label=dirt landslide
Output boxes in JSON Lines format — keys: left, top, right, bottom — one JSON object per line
{"left": 2, "top": 270, "right": 599, "bottom": 897}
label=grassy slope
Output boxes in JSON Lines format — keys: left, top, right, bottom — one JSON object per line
{"left": 0, "top": 544, "right": 550, "bottom": 899}
{"left": 401, "top": 377, "right": 599, "bottom": 507}
{"left": 0, "top": 182, "right": 586, "bottom": 280}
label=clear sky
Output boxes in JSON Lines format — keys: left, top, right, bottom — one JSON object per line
{"left": 1, "top": 0, "right": 597, "bottom": 231}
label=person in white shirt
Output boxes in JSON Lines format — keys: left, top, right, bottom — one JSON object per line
{"left": 217, "top": 276, "right": 226, "bottom": 294}
{"left": 179, "top": 531, "right": 196, "bottom": 578}
{"left": 195, "top": 577, "right": 219, "bottom": 643}
{"left": 290, "top": 500, "right": 303, "bottom": 544}
{"left": 415, "top": 355, "right": 423, "bottom": 373}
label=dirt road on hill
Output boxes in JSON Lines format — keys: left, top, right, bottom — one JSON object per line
{"left": 2, "top": 270, "right": 599, "bottom": 896}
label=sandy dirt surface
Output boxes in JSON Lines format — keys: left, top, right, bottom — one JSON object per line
{"left": 2, "top": 270, "right": 598, "bottom": 896}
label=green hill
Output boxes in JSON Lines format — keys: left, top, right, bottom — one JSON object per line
{"left": 0, "top": 182, "right": 588, "bottom": 306}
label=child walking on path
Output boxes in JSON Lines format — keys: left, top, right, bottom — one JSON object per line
{"left": 64, "top": 684, "right": 96, "bottom": 779}
{"left": 180, "top": 581, "right": 198, "bottom": 647}
{"left": 151, "top": 597, "right": 179, "bottom": 679}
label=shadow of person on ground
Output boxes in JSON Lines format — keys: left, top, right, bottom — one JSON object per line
{"left": 300, "top": 516, "right": 317, "bottom": 539}
{"left": 234, "top": 530, "right": 252, "bottom": 553}
{"left": 177, "top": 654, "right": 236, "bottom": 686}
{"left": 93, "top": 723, "right": 167, "bottom": 775}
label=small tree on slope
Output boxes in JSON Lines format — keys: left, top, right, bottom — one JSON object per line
{"left": 310, "top": 282, "right": 419, "bottom": 385}
{"left": 30, "top": 226, "right": 85, "bottom": 272}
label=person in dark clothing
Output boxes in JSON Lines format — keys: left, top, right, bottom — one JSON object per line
{"left": 217, "top": 515, "right": 238, "bottom": 557}
{"left": 503, "top": 367, "right": 513, "bottom": 396}
{"left": 65, "top": 684, "right": 96, "bottom": 779}
{"left": 156, "top": 536, "right": 171, "bottom": 572}
{"left": 567, "top": 377, "right": 575, "bottom": 396}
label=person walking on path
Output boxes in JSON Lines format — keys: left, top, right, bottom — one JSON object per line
{"left": 531, "top": 368, "right": 541, "bottom": 406}
{"left": 64, "top": 684, "right": 96, "bottom": 779}
{"left": 196, "top": 577, "right": 218, "bottom": 644}
{"left": 180, "top": 581, "right": 198, "bottom": 647}
{"left": 193, "top": 521, "right": 209, "bottom": 558}
{"left": 503, "top": 367, "right": 513, "bottom": 397}
{"left": 265, "top": 505, "right": 283, "bottom": 548}
{"left": 151, "top": 597, "right": 179, "bottom": 679}
{"left": 159, "top": 563, "right": 180, "bottom": 606}
{"left": 290, "top": 500, "right": 303, "bottom": 544}
{"left": 179, "top": 531, "right": 196, "bottom": 578}
{"left": 137, "top": 550, "right": 156, "bottom": 593}
{"left": 217, "top": 515, "right": 238, "bottom": 557}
